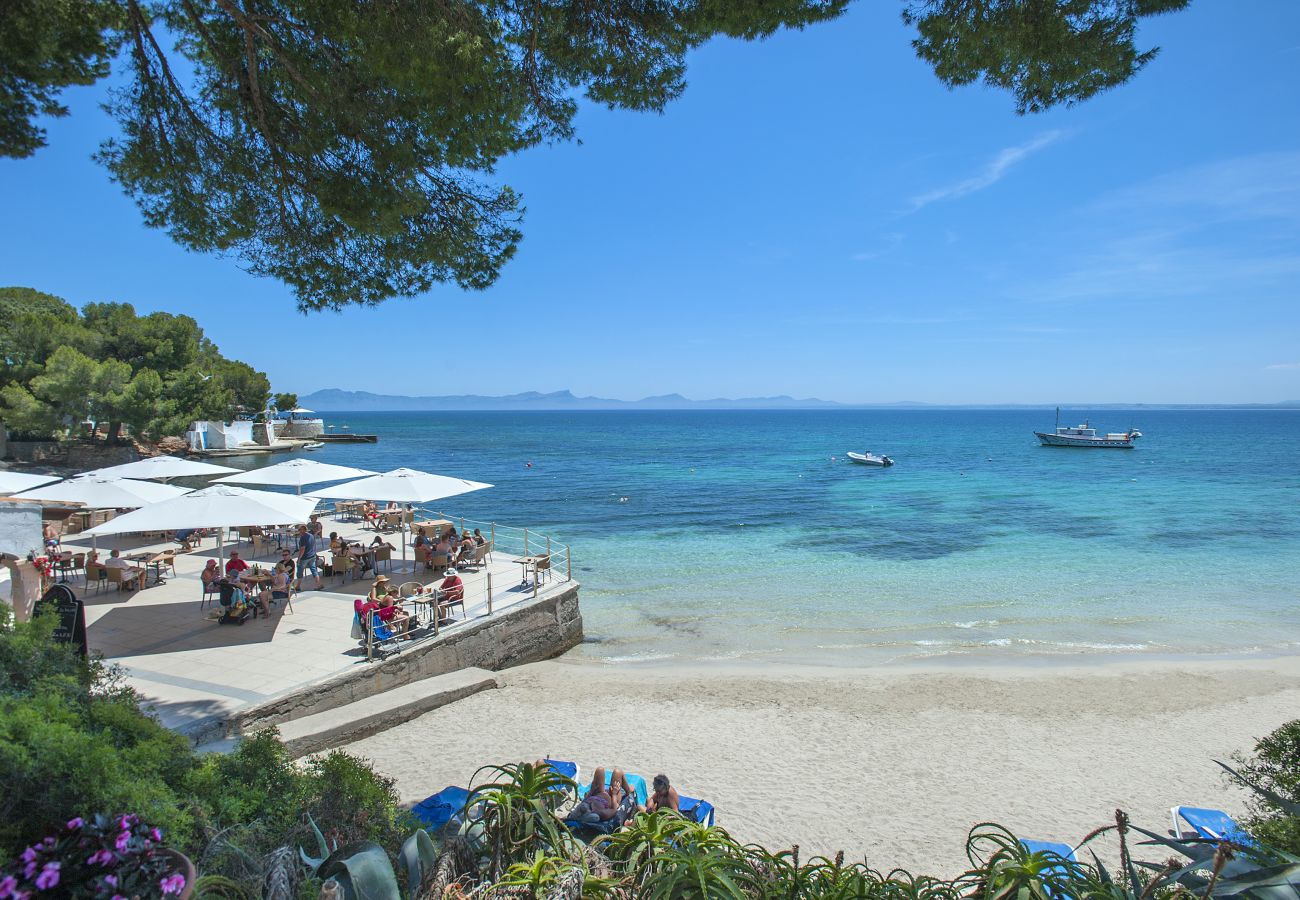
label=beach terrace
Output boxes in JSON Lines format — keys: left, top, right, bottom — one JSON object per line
{"left": 55, "top": 508, "right": 580, "bottom": 743}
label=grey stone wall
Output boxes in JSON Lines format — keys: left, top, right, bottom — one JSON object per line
{"left": 4, "top": 441, "right": 63, "bottom": 463}
{"left": 228, "top": 583, "right": 583, "bottom": 737}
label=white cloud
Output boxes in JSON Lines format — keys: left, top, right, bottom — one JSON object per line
{"left": 1018, "top": 153, "right": 1300, "bottom": 304}
{"left": 907, "top": 131, "right": 1064, "bottom": 212}
{"left": 1266, "top": 362, "right": 1300, "bottom": 370}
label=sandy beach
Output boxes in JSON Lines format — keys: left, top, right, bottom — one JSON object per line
{"left": 338, "top": 653, "right": 1300, "bottom": 876}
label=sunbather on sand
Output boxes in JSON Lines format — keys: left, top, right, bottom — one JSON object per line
{"left": 644, "top": 774, "right": 679, "bottom": 814}
{"left": 569, "top": 767, "right": 632, "bottom": 824}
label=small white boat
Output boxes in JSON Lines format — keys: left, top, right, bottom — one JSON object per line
{"left": 1035, "top": 408, "right": 1141, "bottom": 448}
{"left": 302, "top": 441, "right": 324, "bottom": 451}
{"left": 847, "top": 451, "right": 894, "bottom": 467}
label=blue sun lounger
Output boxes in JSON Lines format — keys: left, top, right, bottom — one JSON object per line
{"left": 678, "top": 796, "right": 716, "bottom": 827}
{"left": 412, "top": 786, "right": 471, "bottom": 832}
{"left": 1020, "top": 839, "right": 1077, "bottom": 861}
{"left": 545, "top": 759, "right": 581, "bottom": 785}
{"left": 1171, "top": 807, "right": 1255, "bottom": 845}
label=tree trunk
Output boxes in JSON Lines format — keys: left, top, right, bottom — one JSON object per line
{"left": 107, "top": 421, "right": 123, "bottom": 444}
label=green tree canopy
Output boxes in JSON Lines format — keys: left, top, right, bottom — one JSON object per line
{"left": 1, "top": 1, "right": 1190, "bottom": 311}
{"left": 0, "top": 287, "right": 275, "bottom": 442}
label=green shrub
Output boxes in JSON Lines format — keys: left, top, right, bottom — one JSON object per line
{"left": 0, "top": 610, "right": 417, "bottom": 887}
{"left": 1232, "top": 718, "right": 1300, "bottom": 854}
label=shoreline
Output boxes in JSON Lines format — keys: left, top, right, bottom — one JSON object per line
{"left": 337, "top": 652, "right": 1300, "bottom": 876}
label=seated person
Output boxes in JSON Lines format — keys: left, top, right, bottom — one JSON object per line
{"left": 200, "top": 559, "right": 220, "bottom": 593}
{"left": 277, "top": 549, "right": 296, "bottom": 578}
{"left": 433, "top": 535, "right": 454, "bottom": 559}
{"left": 413, "top": 527, "right": 431, "bottom": 549}
{"left": 645, "top": 774, "right": 680, "bottom": 814}
{"left": 268, "top": 567, "right": 292, "bottom": 603}
{"left": 569, "top": 767, "right": 634, "bottom": 824}
{"left": 436, "top": 568, "right": 464, "bottom": 623}
{"left": 174, "top": 528, "right": 202, "bottom": 550}
{"left": 472, "top": 528, "right": 486, "bottom": 546}
{"left": 225, "top": 551, "right": 250, "bottom": 577}
{"left": 366, "top": 575, "right": 391, "bottom": 605}
{"left": 362, "top": 501, "right": 379, "bottom": 527}
{"left": 377, "top": 591, "right": 412, "bottom": 638}
{"left": 455, "top": 534, "right": 476, "bottom": 564}
{"left": 105, "top": 549, "right": 143, "bottom": 589}
{"left": 310, "top": 519, "right": 324, "bottom": 538}
{"left": 328, "top": 531, "right": 342, "bottom": 552}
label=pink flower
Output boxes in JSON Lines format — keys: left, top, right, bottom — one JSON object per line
{"left": 20, "top": 863, "right": 35, "bottom": 881}
{"left": 103, "top": 875, "right": 118, "bottom": 887}
{"left": 34, "top": 864, "right": 59, "bottom": 891}
{"left": 66, "top": 817, "right": 84, "bottom": 830}
{"left": 0, "top": 875, "right": 17, "bottom": 898}
{"left": 88, "top": 850, "right": 115, "bottom": 866}
{"left": 117, "top": 815, "right": 136, "bottom": 830}
{"left": 160, "top": 873, "right": 186, "bottom": 895}
{"left": 112, "top": 895, "right": 127, "bottom": 900}
{"left": 114, "top": 830, "right": 131, "bottom": 851}
{"left": 150, "top": 828, "right": 163, "bottom": 842}
{"left": 18, "top": 850, "right": 35, "bottom": 865}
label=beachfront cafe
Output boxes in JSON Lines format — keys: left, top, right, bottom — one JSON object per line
{"left": 1, "top": 460, "right": 576, "bottom": 738}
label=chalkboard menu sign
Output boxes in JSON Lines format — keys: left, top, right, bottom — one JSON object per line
{"left": 35, "top": 584, "right": 88, "bottom": 658}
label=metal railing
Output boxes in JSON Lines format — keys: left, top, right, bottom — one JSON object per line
{"left": 350, "top": 507, "right": 573, "bottom": 662}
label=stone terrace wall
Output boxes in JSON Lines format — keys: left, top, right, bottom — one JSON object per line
{"left": 229, "top": 582, "right": 582, "bottom": 738}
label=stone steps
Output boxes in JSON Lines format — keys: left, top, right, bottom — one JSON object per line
{"left": 270, "top": 667, "right": 500, "bottom": 757}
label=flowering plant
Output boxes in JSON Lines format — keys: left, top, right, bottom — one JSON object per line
{"left": 28, "top": 556, "right": 54, "bottom": 579}
{"left": 0, "top": 814, "right": 186, "bottom": 899}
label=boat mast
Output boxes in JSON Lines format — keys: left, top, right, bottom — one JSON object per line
{"left": 1055, "top": 406, "right": 1060, "bottom": 429}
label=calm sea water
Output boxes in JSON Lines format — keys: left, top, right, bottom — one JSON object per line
{"left": 234, "top": 409, "right": 1300, "bottom": 665}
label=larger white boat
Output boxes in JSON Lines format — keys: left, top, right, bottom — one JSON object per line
{"left": 1035, "top": 409, "right": 1141, "bottom": 448}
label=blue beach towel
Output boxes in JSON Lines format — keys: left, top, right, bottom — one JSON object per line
{"left": 412, "top": 786, "right": 471, "bottom": 832}
{"left": 1172, "top": 807, "right": 1255, "bottom": 845}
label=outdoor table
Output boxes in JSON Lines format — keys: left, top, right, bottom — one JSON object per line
{"left": 241, "top": 572, "right": 272, "bottom": 590}
{"left": 410, "top": 520, "right": 453, "bottom": 542}
{"left": 512, "top": 555, "right": 545, "bottom": 586}
{"left": 124, "top": 552, "right": 165, "bottom": 586}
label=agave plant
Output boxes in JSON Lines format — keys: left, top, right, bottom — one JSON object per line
{"left": 461, "top": 762, "right": 585, "bottom": 880}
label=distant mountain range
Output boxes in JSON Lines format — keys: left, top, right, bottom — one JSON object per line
{"left": 299, "top": 389, "right": 1300, "bottom": 412}
{"left": 299, "top": 389, "right": 848, "bottom": 411}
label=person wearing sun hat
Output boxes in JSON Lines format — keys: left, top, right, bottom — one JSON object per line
{"left": 365, "top": 574, "right": 390, "bottom": 606}
{"left": 437, "top": 567, "right": 464, "bottom": 624}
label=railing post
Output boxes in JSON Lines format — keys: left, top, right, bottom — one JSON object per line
{"left": 546, "top": 535, "right": 551, "bottom": 560}
{"left": 491, "top": 522, "right": 496, "bottom": 547}
{"left": 523, "top": 528, "right": 529, "bottom": 556}
{"left": 566, "top": 544, "right": 572, "bottom": 581}
{"left": 533, "top": 573, "right": 538, "bottom": 600}
{"left": 459, "top": 515, "right": 465, "bottom": 535}
{"left": 486, "top": 572, "right": 493, "bottom": 615}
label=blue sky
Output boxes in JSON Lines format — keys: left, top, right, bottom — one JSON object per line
{"left": 2, "top": 2, "right": 1298, "bottom": 404}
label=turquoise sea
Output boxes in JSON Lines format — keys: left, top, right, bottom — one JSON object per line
{"left": 235, "top": 409, "right": 1300, "bottom": 665}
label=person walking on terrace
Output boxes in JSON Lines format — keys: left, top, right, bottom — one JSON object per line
{"left": 295, "top": 523, "right": 322, "bottom": 591}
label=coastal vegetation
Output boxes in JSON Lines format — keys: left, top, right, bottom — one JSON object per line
{"left": 3, "top": 608, "right": 1298, "bottom": 898}
{"left": 0, "top": 286, "right": 272, "bottom": 443}
{"left": 2, "top": 1, "right": 1190, "bottom": 311}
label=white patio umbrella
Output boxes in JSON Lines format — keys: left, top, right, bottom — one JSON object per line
{"left": 81, "top": 455, "right": 239, "bottom": 483}
{"left": 16, "top": 477, "right": 193, "bottom": 552}
{"left": 0, "top": 472, "right": 61, "bottom": 495}
{"left": 311, "top": 467, "right": 493, "bottom": 572}
{"left": 212, "top": 459, "right": 376, "bottom": 494}
{"left": 82, "top": 484, "right": 317, "bottom": 565}
{"left": 14, "top": 476, "right": 191, "bottom": 507}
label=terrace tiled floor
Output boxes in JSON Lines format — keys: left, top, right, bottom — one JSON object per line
{"left": 59, "top": 516, "right": 566, "bottom": 735}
